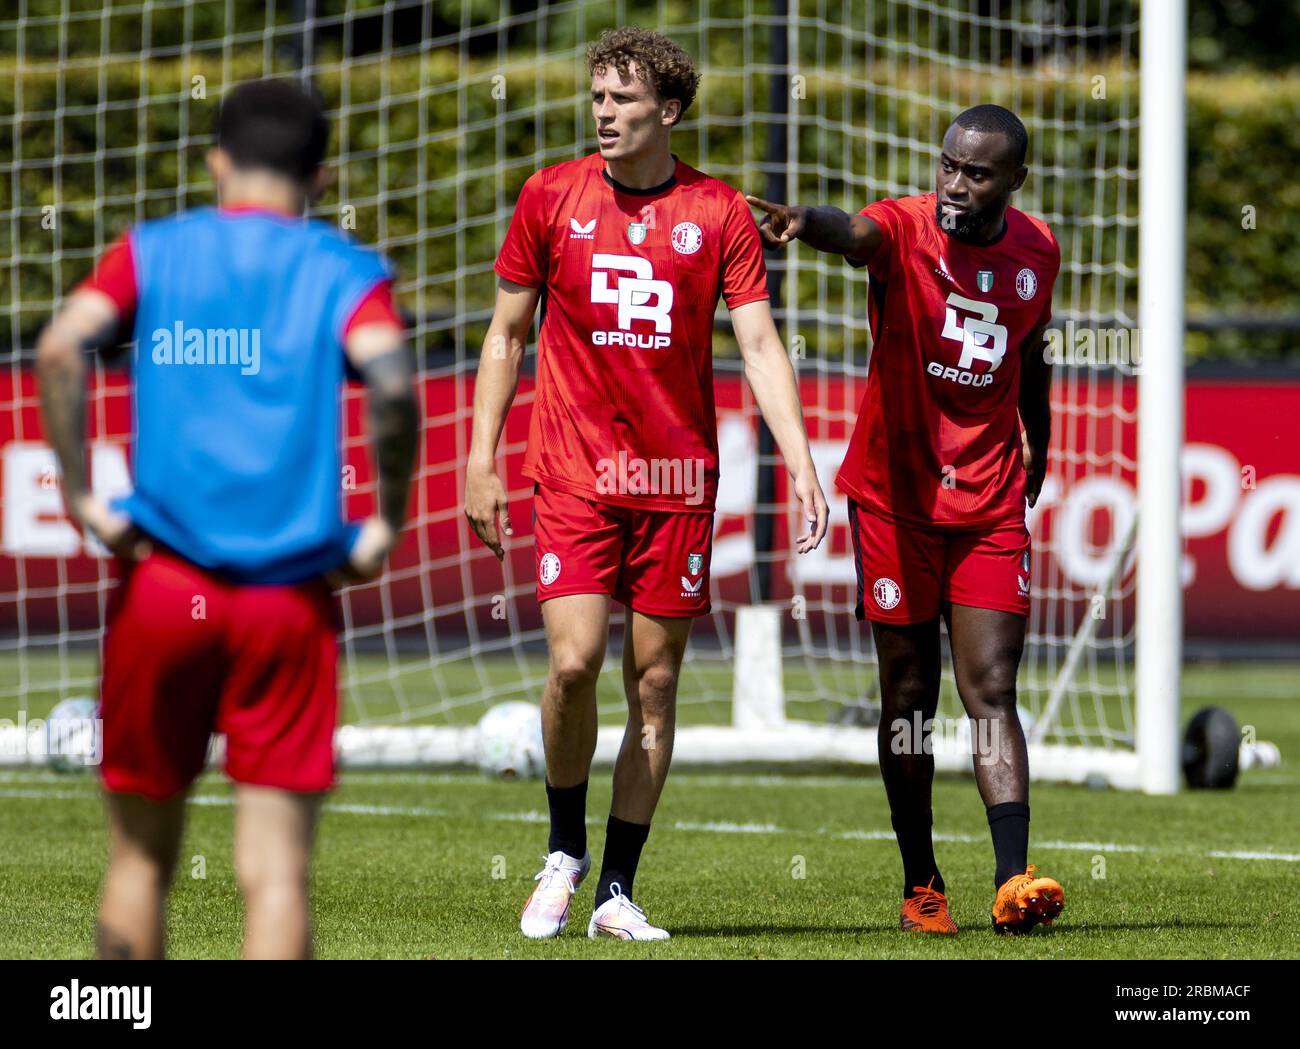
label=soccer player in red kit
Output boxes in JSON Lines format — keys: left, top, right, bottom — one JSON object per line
{"left": 751, "top": 105, "right": 1065, "bottom": 934}
{"left": 466, "top": 28, "right": 828, "bottom": 941}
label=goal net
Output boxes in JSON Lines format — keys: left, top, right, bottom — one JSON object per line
{"left": 0, "top": 1, "right": 1166, "bottom": 787}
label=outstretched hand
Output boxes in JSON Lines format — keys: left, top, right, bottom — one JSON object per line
{"left": 746, "top": 195, "right": 807, "bottom": 248}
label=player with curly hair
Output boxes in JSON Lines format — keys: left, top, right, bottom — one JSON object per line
{"left": 466, "top": 27, "right": 829, "bottom": 941}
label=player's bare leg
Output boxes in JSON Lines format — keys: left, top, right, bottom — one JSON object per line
{"left": 97, "top": 791, "right": 187, "bottom": 958}
{"left": 944, "top": 603, "right": 1029, "bottom": 806}
{"left": 872, "top": 618, "right": 956, "bottom": 932}
{"left": 586, "top": 609, "right": 689, "bottom": 941}
{"left": 520, "top": 594, "right": 609, "bottom": 938}
{"left": 945, "top": 602, "right": 1063, "bottom": 931}
{"left": 611, "top": 610, "right": 690, "bottom": 822}
{"left": 540, "top": 593, "right": 610, "bottom": 788}
{"left": 873, "top": 619, "right": 943, "bottom": 884}
{"left": 234, "top": 785, "right": 322, "bottom": 959}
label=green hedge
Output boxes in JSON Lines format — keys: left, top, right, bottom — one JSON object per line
{"left": 6, "top": 1, "right": 1300, "bottom": 73}
{"left": 1, "top": 50, "right": 1296, "bottom": 362}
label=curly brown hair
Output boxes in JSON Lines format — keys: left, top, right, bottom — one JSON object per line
{"left": 586, "top": 26, "right": 701, "bottom": 125}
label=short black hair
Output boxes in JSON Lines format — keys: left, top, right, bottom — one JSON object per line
{"left": 952, "top": 104, "right": 1028, "bottom": 167}
{"left": 215, "top": 79, "right": 329, "bottom": 180}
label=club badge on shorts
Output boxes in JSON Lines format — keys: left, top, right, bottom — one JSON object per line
{"left": 681, "top": 552, "right": 705, "bottom": 598}
{"left": 873, "top": 577, "right": 902, "bottom": 610}
{"left": 539, "top": 552, "right": 561, "bottom": 586}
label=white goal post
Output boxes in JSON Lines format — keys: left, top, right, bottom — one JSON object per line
{"left": 1134, "top": 0, "right": 1186, "bottom": 795}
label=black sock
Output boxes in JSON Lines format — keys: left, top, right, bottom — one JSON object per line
{"left": 594, "top": 815, "right": 651, "bottom": 907}
{"left": 987, "top": 801, "right": 1030, "bottom": 887}
{"left": 893, "top": 809, "right": 943, "bottom": 898}
{"left": 545, "top": 779, "right": 588, "bottom": 859}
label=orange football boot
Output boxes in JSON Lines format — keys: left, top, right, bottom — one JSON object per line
{"left": 992, "top": 864, "right": 1064, "bottom": 934}
{"left": 900, "top": 878, "right": 959, "bottom": 934}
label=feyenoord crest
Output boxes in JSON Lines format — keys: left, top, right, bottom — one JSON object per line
{"left": 627, "top": 222, "right": 647, "bottom": 245}
{"left": 872, "top": 577, "right": 902, "bottom": 611}
{"left": 976, "top": 269, "right": 994, "bottom": 293}
{"left": 539, "top": 552, "right": 561, "bottom": 586}
{"left": 687, "top": 552, "right": 703, "bottom": 576}
{"left": 1016, "top": 267, "right": 1038, "bottom": 300}
{"left": 671, "top": 221, "right": 703, "bottom": 255}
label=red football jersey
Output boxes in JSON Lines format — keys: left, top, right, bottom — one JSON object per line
{"left": 835, "top": 193, "right": 1060, "bottom": 528}
{"left": 494, "top": 152, "right": 769, "bottom": 513}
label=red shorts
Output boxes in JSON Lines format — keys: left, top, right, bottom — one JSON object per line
{"left": 532, "top": 484, "right": 714, "bottom": 617}
{"left": 100, "top": 549, "right": 338, "bottom": 799}
{"left": 848, "top": 501, "right": 1031, "bottom": 624}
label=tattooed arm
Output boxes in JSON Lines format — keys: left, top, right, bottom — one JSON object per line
{"left": 342, "top": 320, "right": 419, "bottom": 579}
{"left": 37, "top": 289, "right": 150, "bottom": 559}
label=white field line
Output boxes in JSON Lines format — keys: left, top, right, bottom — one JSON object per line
{"left": 335, "top": 770, "right": 1276, "bottom": 787}
{"left": 189, "top": 795, "right": 455, "bottom": 818}
{"left": 0, "top": 769, "right": 883, "bottom": 789}
{"left": 10, "top": 768, "right": 1298, "bottom": 787}
{"left": 2, "top": 785, "right": 1297, "bottom": 864}
{"left": 0, "top": 787, "right": 96, "bottom": 801}
{"left": 673, "top": 821, "right": 784, "bottom": 834}
{"left": 1208, "top": 849, "right": 1300, "bottom": 862}
{"left": 317, "top": 772, "right": 884, "bottom": 789}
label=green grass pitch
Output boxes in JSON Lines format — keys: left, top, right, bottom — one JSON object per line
{"left": 0, "top": 662, "right": 1296, "bottom": 959}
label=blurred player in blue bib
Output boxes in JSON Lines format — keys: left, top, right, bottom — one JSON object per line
{"left": 36, "top": 79, "right": 418, "bottom": 959}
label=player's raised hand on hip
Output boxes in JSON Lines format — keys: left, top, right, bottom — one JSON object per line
{"left": 339, "top": 515, "right": 398, "bottom": 583}
{"left": 70, "top": 492, "right": 151, "bottom": 561}
{"left": 746, "top": 195, "right": 807, "bottom": 247}
{"left": 464, "top": 463, "right": 512, "bottom": 562}
{"left": 791, "top": 465, "right": 829, "bottom": 554}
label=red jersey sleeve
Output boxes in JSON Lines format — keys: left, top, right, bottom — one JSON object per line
{"left": 342, "top": 279, "right": 403, "bottom": 339}
{"left": 494, "top": 173, "right": 549, "bottom": 288}
{"left": 720, "top": 191, "right": 769, "bottom": 310}
{"left": 76, "top": 231, "right": 137, "bottom": 324}
{"left": 854, "top": 198, "right": 908, "bottom": 280}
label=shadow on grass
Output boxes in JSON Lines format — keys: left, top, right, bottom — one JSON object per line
{"left": 668, "top": 922, "right": 900, "bottom": 938}
{"left": 1022, "top": 920, "right": 1252, "bottom": 934}
{"left": 666, "top": 917, "right": 1253, "bottom": 939}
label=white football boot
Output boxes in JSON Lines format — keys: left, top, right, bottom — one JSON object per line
{"left": 587, "top": 882, "right": 671, "bottom": 941}
{"left": 520, "top": 850, "right": 590, "bottom": 939}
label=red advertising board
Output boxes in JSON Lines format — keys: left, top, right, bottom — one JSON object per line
{"left": 1, "top": 370, "right": 1297, "bottom": 641}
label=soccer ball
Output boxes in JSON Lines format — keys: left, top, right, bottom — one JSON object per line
{"left": 474, "top": 702, "right": 545, "bottom": 779}
{"left": 43, "top": 697, "right": 101, "bottom": 773}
